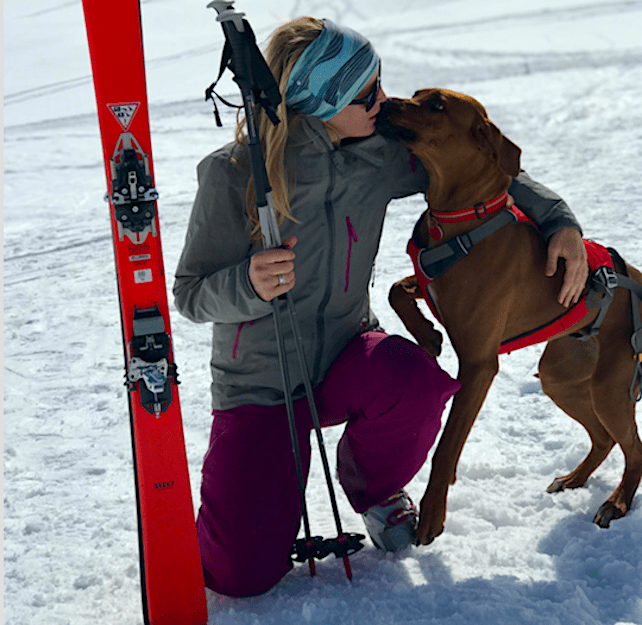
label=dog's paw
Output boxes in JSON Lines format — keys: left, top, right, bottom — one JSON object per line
{"left": 416, "top": 522, "right": 442, "bottom": 545}
{"left": 593, "top": 501, "right": 626, "bottom": 528}
{"left": 416, "top": 500, "right": 446, "bottom": 545}
{"left": 546, "top": 473, "right": 587, "bottom": 493}
{"left": 415, "top": 533, "right": 435, "bottom": 547}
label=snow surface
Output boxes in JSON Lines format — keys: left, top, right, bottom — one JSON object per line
{"left": 4, "top": 0, "right": 642, "bottom": 623}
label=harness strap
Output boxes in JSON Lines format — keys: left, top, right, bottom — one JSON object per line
{"left": 410, "top": 207, "right": 642, "bottom": 401}
{"left": 417, "top": 209, "right": 518, "bottom": 281}
{"left": 608, "top": 250, "right": 642, "bottom": 402}
{"left": 625, "top": 274, "right": 642, "bottom": 402}
{"left": 575, "top": 264, "right": 619, "bottom": 339}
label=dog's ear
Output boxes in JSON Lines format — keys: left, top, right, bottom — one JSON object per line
{"left": 471, "top": 115, "right": 521, "bottom": 177}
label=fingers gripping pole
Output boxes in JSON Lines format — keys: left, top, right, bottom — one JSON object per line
{"left": 207, "top": 1, "right": 364, "bottom": 578}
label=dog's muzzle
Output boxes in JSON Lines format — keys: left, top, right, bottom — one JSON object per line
{"left": 376, "top": 100, "right": 418, "bottom": 143}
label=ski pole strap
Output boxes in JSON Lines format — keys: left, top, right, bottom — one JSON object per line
{"left": 205, "top": 40, "right": 235, "bottom": 126}
{"left": 206, "top": 1, "right": 281, "bottom": 127}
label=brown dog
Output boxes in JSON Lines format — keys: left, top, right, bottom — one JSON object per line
{"left": 377, "top": 88, "right": 642, "bottom": 545}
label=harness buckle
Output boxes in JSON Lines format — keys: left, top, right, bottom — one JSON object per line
{"left": 595, "top": 266, "right": 618, "bottom": 293}
{"left": 456, "top": 233, "right": 473, "bottom": 256}
{"left": 474, "top": 203, "right": 487, "bottom": 219}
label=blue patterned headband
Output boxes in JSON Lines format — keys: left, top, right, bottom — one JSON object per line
{"left": 285, "top": 19, "right": 380, "bottom": 121}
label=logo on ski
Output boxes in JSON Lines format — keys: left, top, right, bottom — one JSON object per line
{"left": 155, "top": 481, "right": 175, "bottom": 490}
{"left": 108, "top": 102, "right": 140, "bottom": 130}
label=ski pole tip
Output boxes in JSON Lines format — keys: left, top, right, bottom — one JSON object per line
{"left": 343, "top": 556, "right": 353, "bottom": 581}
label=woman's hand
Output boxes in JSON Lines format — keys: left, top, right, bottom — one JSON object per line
{"left": 249, "top": 236, "right": 297, "bottom": 301}
{"left": 546, "top": 228, "right": 588, "bottom": 307}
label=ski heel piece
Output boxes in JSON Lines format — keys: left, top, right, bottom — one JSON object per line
{"left": 127, "top": 305, "right": 178, "bottom": 417}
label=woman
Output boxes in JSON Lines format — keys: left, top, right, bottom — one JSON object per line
{"left": 173, "top": 17, "right": 587, "bottom": 597}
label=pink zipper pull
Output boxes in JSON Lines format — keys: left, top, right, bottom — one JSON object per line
{"left": 233, "top": 322, "right": 244, "bottom": 359}
{"left": 232, "top": 320, "right": 253, "bottom": 359}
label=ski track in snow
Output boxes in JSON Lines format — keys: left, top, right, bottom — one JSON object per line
{"left": 4, "top": 1, "right": 642, "bottom": 624}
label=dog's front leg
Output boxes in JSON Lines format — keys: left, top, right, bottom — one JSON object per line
{"left": 417, "top": 356, "right": 499, "bottom": 544}
{"left": 389, "top": 277, "right": 443, "bottom": 357}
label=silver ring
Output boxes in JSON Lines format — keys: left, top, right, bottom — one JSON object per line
{"left": 278, "top": 274, "right": 286, "bottom": 286}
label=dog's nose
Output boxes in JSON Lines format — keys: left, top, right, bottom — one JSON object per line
{"left": 377, "top": 98, "right": 391, "bottom": 115}
{"left": 375, "top": 101, "right": 417, "bottom": 143}
{"left": 375, "top": 100, "right": 394, "bottom": 133}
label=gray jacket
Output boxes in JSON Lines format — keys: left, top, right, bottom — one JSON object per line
{"left": 173, "top": 116, "right": 581, "bottom": 410}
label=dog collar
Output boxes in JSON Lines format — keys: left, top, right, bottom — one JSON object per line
{"left": 429, "top": 191, "right": 509, "bottom": 223}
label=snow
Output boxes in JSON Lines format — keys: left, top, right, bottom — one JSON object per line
{"left": 4, "top": 0, "right": 642, "bottom": 624}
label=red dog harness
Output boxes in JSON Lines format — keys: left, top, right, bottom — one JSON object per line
{"left": 407, "top": 206, "right": 615, "bottom": 354}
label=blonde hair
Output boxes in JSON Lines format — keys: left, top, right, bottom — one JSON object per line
{"left": 236, "top": 17, "right": 342, "bottom": 241}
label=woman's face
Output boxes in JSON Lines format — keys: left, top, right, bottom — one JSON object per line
{"left": 327, "top": 70, "right": 387, "bottom": 140}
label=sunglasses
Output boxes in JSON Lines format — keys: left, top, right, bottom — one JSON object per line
{"left": 349, "top": 66, "right": 382, "bottom": 112}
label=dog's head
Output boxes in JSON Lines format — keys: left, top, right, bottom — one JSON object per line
{"left": 376, "top": 88, "right": 521, "bottom": 178}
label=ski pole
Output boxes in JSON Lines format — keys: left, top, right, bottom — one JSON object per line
{"left": 257, "top": 199, "right": 364, "bottom": 579}
{"left": 206, "top": 0, "right": 317, "bottom": 577}
{"left": 206, "top": 0, "right": 364, "bottom": 578}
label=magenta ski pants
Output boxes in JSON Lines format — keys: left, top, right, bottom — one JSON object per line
{"left": 196, "top": 331, "right": 461, "bottom": 597}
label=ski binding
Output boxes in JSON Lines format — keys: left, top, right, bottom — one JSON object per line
{"left": 109, "top": 132, "right": 159, "bottom": 244}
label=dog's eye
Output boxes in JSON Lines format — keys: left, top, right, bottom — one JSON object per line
{"left": 427, "top": 98, "right": 445, "bottom": 113}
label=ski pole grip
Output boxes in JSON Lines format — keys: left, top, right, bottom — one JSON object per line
{"left": 208, "top": 1, "right": 248, "bottom": 56}
{"left": 207, "top": 1, "right": 256, "bottom": 126}
{"left": 207, "top": 0, "right": 244, "bottom": 30}
{"left": 207, "top": 1, "right": 274, "bottom": 215}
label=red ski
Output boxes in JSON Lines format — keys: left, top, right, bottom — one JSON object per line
{"left": 82, "top": 1, "right": 208, "bottom": 623}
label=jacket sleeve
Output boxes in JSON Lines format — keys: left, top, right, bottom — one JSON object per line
{"left": 173, "top": 148, "right": 273, "bottom": 324}
{"left": 509, "top": 170, "right": 583, "bottom": 241}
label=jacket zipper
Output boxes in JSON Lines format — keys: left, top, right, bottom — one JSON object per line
{"left": 345, "top": 216, "right": 358, "bottom": 292}
{"left": 314, "top": 156, "right": 336, "bottom": 381}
